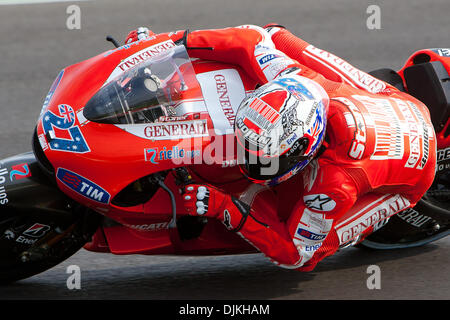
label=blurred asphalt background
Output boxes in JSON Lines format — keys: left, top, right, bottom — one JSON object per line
{"left": 0, "top": 0, "right": 449, "bottom": 300}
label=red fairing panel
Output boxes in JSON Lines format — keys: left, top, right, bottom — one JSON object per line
{"left": 36, "top": 33, "right": 264, "bottom": 255}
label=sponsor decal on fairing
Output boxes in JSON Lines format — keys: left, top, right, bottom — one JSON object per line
{"left": 438, "top": 147, "right": 450, "bottom": 162}
{"left": 396, "top": 208, "right": 434, "bottom": 228}
{"left": 116, "top": 119, "right": 209, "bottom": 141}
{"left": 156, "top": 115, "right": 189, "bottom": 122}
{"left": 144, "top": 146, "right": 201, "bottom": 164}
{"left": 222, "top": 159, "right": 238, "bottom": 168}
{"left": 22, "top": 223, "right": 51, "bottom": 238}
{"left": 57, "top": 168, "right": 111, "bottom": 204}
{"left": 9, "top": 163, "right": 32, "bottom": 181}
{"left": 105, "top": 40, "right": 177, "bottom": 84}
{"left": 14, "top": 223, "right": 52, "bottom": 245}
{"left": 41, "top": 104, "right": 90, "bottom": 154}
{"left": 197, "top": 69, "right": 246, "bottom": 135}
{"left": 305, "top": 243, "right": 322, "bottom": 252}
{"left": 123, "top": 222, "right": 170, "bottom": 231}
{"left": 0, "top": 165, "right": 10, "bottom": 205}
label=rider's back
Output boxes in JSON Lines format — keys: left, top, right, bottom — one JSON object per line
{"left": 267, "top": 26, "right": 437, "bottom": 206}
{"left": 322, "top": 84, "right": 436, "bottom": 206}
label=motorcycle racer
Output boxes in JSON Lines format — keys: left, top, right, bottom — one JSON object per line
{"left": 125, "top": 25, "right": 442, "bottom": 271}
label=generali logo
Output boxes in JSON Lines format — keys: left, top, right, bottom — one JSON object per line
{"left": 306, "top": 45, "right": 386, "bottom": 94}
{"left": 214, "top": 74, "right": 236, "bottom": 127}
{"left": 105, "top": 40, "right": 176, "bottom": 84}
{"left": 117, "top": 119, "right": 209, "bottom": 141}
{"left": 336, "top": 194, "right": 410, "bottom": 244}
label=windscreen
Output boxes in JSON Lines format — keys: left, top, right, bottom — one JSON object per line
{"left": 83, "top": 45, "right": 200, "bottom": 124}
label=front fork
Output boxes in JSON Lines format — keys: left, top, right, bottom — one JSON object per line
{"left": 0, "top": 151, "right": 101, "bottom": 261}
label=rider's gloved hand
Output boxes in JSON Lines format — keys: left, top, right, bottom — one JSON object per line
{"left": 124, "top": 27, "right": 155, "bottom": 44}
{"left": 181, "top": 184, "right": 253, "bottom": 232}
{"left": 262, "top": 23, "right": 287, "bottom": 37}
{"left": 181, "top": 184, "right": 228, "bottom": 217}
{"left": 262, "top": 23, "right": 286, "bottom": 30}
{"left": 181, "top": 184, "right": 266, "bottom": 234}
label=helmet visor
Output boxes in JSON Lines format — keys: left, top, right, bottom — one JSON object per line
{"left": 240, "top": 136, "right": 310, "bottom": 181}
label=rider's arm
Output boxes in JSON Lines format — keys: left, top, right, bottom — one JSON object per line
{"left": 176, "top": 25, "right": 303, "bottom": 84}
{"left": 177, "top": 24, "right": 397, "bottom": 95}
{"left": 232, "top": 163, "right": 359, "bottom": 270}
{"left": 275, "top": 163, "right": 359, "bottom": 270}
{"left": 182, "top": 163, "right": 360, "bottom": 270}
{"left": 265, "top": 25, "right": 397, "bottom": 94}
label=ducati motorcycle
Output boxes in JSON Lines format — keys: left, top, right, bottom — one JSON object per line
{"left": 0, "top": 33, "right": 449, "bottom": 283}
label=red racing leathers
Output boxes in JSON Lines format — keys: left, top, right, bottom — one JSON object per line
{"left": 166, "top": 25, "right": 437, "bottom": 271}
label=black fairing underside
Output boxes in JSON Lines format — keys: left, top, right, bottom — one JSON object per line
{"left": 0, "top": 151, "right": 73, "bottom": 220}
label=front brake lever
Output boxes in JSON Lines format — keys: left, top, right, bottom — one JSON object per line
{"left": 173, "top": 167, "right": 194, "bottom": 186}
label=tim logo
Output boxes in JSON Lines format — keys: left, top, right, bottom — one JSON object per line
{"left": 296, "top": 228, "right": 327, "bottom": 241}
{"left": 57, "top": 168, "right": 110, "bottom": 204}
{"left": 10, "top": 163, "right": 32, "bottom": 181}
{"left": 23, "top": 223, "right": 51, "bottom": 238}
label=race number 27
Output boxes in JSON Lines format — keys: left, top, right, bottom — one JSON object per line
{"left": 42, "top": 104, "right": 90, "bottom": 153}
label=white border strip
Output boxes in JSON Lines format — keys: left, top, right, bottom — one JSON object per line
{"left": 0, "top": 0, "right": 89, "bottom": 5}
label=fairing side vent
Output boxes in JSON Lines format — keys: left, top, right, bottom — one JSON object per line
{"left": 111, "top": 171, "right": 168, "bottom": 207}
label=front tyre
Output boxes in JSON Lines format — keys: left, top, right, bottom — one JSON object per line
{"left": 0, "top": 205, "right": 101, "bottom": 284}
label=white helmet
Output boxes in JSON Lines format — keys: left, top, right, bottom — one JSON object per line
{"left": 234, "top": 74, "right": 329, "bottom": 185}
